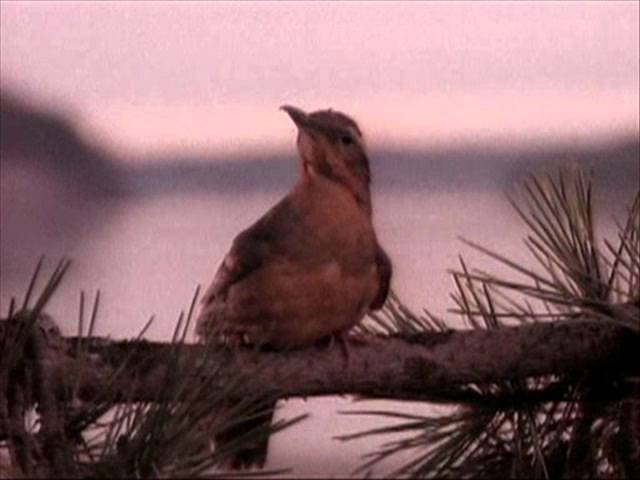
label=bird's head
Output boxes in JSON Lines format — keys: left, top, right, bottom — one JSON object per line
{"left": 281, "top": 105, "right": 372, "bottom": 211}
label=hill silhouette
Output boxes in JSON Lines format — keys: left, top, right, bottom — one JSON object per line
{"left": 127, "top": 138, "right": 638, "bottom": 198}
{"left": 1, "top": 90, "right": 125, "bottom": 196}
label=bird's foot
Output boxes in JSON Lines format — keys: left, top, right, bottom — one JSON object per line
{"left": 334, "top": 331, "right": 351, "bottom": 365}
{"left": 329, "top": 331, "right": 373, "bottom": 366}
{"left": 321, "top": 331, "right": 378, "bottom": 365}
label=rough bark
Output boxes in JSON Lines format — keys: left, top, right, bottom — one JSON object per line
{"left": 2, "top": 318, "right": 635, "bottom": 407}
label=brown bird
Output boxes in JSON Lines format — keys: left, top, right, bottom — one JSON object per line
{"left": 196, "top": 105, "right": 392, "bottom": 468}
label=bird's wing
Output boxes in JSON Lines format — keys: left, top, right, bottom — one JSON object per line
{"left": 370, "top": 245, "right": 392, "bottom": 310}
{"left": 200, "top": 196, "right": 296, "bottom": 307}
{"left": 200, "top": 229, "right": 271, "bottom": 305}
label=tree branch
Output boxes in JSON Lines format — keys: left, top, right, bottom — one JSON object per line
{"left": 5, "top": 318, "right": 633, "bottom": 406}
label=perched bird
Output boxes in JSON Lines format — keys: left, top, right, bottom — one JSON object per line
{"left": 196, "top": 105, "right": 392, "bottom": 468}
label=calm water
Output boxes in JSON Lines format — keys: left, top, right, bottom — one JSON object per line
{"left": 0, "top": 159, "right": 635, "bottom": 476}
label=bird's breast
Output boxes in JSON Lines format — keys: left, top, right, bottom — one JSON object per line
{"left": 290, "top": 175, "right": 377, "bottom": 264}
{"left": 230, "top": 257, "right": 378, "bottom": 348}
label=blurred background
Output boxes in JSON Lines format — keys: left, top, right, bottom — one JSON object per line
{"left": 1, "top": 1, "right": 638, "bottom": 476}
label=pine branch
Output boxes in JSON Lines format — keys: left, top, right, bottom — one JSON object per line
{"left": 2, "top": 314, "right": 637, "bottom": 408}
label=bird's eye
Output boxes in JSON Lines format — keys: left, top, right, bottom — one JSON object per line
{"left": 340, "top": 135, "right": 353, "bottom": 145}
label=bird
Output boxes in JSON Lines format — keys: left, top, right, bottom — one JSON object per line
{"left": 196, "top": 105, "right": 392, "bottom": 468}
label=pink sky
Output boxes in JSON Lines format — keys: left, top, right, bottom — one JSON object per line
{"left": 1, "top": 1, "right": 638, "bottom": 155}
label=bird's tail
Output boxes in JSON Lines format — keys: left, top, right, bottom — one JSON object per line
{"left": 215, "top": 399, "right": 277, "bottom": 469}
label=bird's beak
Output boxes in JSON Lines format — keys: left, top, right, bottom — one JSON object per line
{"left": 281, "top": 105, "right": 335, "bottom": 142}
{"left": 280, "top": 105, "right": 310, "bottom": 130}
